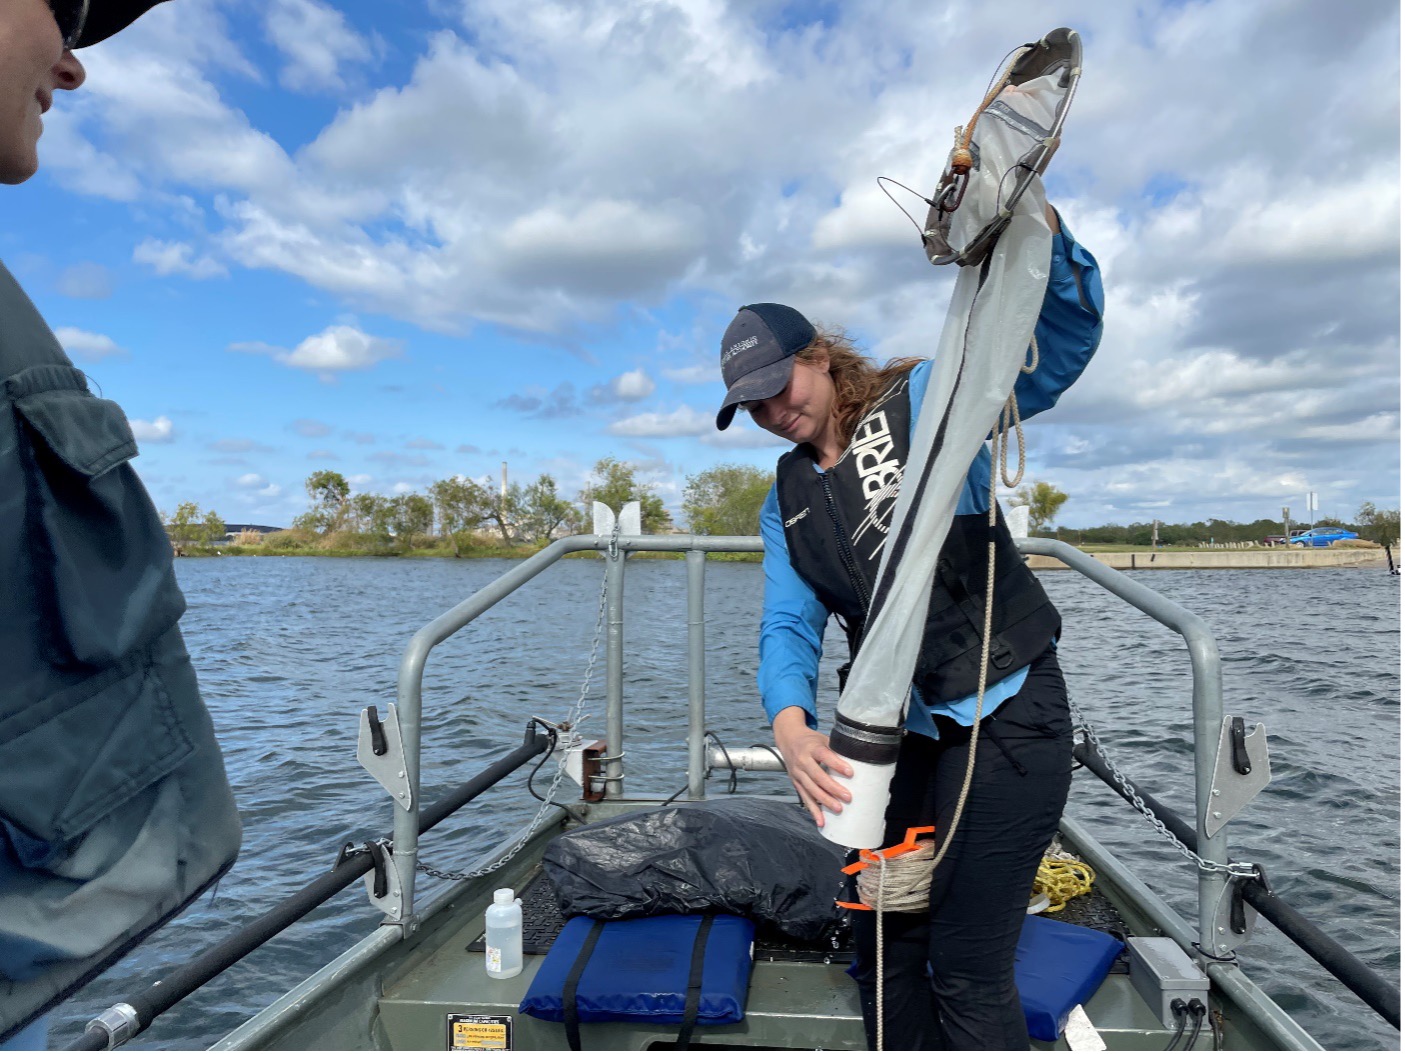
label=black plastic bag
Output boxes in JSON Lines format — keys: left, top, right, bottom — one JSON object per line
{"left": 542, "top": 798, "right": 847, "bottom": 942}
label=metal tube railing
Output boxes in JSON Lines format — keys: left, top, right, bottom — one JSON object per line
{"left": 392, "top": 535, "right": 1219, "bottom": 953}
{"left": 686, "top": 550, "right": 708, "bottom": 798}
{"left": 392, "top": 535, "right": 763, "bottom": 921}
{"left": 604, "top": 546, "right": 627, "bottom": 800}
{"left": 1018, "top": 538, "right": 1229, "bottom": 963}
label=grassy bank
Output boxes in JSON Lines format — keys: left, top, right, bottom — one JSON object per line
{"left": 177, "top": 532, "right": 1385, "bottom": 565}
{"left": 176, "top": 531, "right": 764, "bottom": 562}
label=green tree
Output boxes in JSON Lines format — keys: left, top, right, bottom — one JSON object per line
{"left": 300, "top": 470, "right": 351, "bottom": 533}
{"left": 582, "top": 456, "right": 672, "bottom": 533}
{"left": 483, "top": 482, "right": 523, "bottom": 546}
{"left": 167, "top": 501, "right": 203, "bottom": 546}
{"left": 518, "top": 474, "right": 575, "bottom": 543}
{"left": 430, "top": 476, "right": 493, "bottom": 555}
{"left": 392, "top": 493, "right": 435, "bottom": 546}
{"left": 1013, "top": 480, "right": 1069, "bottom": 534}
{"left": 683, "top": 463, "right": 774, "bottom": 535}
{"left": 1357, "top": 502, "right": 1401, "bottom": 547}
{"left": 199, "top": 508, "right": 226, "bottom": 545}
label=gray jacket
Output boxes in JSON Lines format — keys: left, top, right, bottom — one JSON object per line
{"left": 0, "top": 262, "right": 241, "bottom": 1040}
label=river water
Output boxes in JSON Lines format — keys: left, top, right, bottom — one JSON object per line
{"left": 48, "top": 556, "right": 1399, "bottom": 1051}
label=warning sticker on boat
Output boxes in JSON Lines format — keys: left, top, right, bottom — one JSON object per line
{"left": 447, "top": 1013, "right": 512, "bottom": 1050}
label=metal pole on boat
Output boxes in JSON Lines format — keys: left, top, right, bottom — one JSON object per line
{"left": 604, "top": 548, "right": 625, "bottom": 799}
{"left": 686, "top": 549, "right": 707, "bottom": 799}
{"left": 1188, "top": 625, "right": 1231, "bottom": 963}
{"left": 603, "top": 503, "right": 640, "bottom": 800}
{"left": 393, "top": 657, "right": 423, "bottom": 925}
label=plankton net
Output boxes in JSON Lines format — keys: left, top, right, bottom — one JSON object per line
{"left": 821, "top": 28, "right": 1083, "bottom": 850}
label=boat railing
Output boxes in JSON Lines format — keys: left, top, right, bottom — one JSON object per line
{"left": 390, "top": 533, "right": 1234, "bottom": 952}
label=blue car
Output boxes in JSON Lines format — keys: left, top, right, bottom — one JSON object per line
{"left": 1289, "top": 527, "right": 1359, "bottom": 547}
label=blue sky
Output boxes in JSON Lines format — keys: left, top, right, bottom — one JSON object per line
{"left": 8, "top": 0, "right": 1399, "bottom": 528}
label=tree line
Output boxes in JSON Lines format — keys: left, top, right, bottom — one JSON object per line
{"left": 167, "top": 464, "right": 1398, "bottom": 553}
{"left": 1044, "top": 502, "right": 1398, "bottom": 547}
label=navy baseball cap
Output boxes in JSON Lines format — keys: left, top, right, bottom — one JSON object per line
{"left": 715, "top": 303, "right": 816, "bottom": 430}
{"left": 70, "top": 0, "right": 170, "bottom": 48}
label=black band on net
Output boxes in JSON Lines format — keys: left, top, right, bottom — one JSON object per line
{"left": 829, "top": 712, "right": 903, "bottom": 766}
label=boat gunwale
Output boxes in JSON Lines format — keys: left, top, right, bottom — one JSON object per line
{"left": 213, "top": 793, "right": 1322, "bottom": 1052}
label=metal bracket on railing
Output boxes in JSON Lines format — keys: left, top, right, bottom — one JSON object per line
{"left": 1204, "top": 715, "right": 1270, "bottom": 837}
{"left": 592, "top": 501, "right": 640, "bottom": 559}
{"left": 566, "top": 739, "right": 608, "bottom": 801}
{"left": 358, "top": 704, "right": 413, "bottom": 811}
{"left": 1209, "top": 869, "right": 1261, "bottom": 956}
{"left": 362, "top": 838, "right": 406, "bottom": 920}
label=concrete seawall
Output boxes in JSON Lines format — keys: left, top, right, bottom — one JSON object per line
{"left": 1027, "top": 549, "right": 1388, "bottom": 571}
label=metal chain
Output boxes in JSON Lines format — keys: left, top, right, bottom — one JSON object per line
{"left": 416, "top": 520, "right": 621, "bottom": 882}
{"left": 1070, "top": 699, "right": 1258, "bottom": 879}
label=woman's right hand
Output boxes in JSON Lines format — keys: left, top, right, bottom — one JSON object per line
{"left": 772, "top": 707, "right": 854, "bottom": 827}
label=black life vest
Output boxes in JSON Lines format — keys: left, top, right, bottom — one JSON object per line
{"left": 774, "top": 374, "right": 1060, "bottom": 704}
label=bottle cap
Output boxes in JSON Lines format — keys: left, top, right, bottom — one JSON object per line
{"left": 493, "top": 888, "right": 515, "bottom": 905}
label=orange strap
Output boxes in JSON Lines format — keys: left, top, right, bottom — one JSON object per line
{"left": 839, "top": 826, "right": 936, "bottom": 876}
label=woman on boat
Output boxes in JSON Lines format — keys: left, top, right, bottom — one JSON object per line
{"left": 713, "top": 203, "right": 1103, "bottom": 1051}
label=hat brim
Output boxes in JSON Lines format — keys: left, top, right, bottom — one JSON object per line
{"left": 75, "top": 0, "right": 167, "bottom": 48}
{"left": 715, "top": 356, "right": 795, "bottom": 430}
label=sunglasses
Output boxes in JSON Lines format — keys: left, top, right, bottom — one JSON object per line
{"left": 47, "top": 0, "right": 90, "bottom": 49}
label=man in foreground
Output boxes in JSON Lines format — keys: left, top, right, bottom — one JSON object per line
{"left": 1, "top": 1, "right": 242, "bottom": 1046}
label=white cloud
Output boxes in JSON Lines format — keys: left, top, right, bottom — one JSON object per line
{"left": 589, "top": 368, "right": 658, "bottom": 405}
{"left": 607, "top": 405, "right": 713, "bottom": 437}
{"left": 236, "top": 472, "right": 266, "bottom": 488}
{"left": 229, "top": 324, "right": 402, "bottom": 378}
{"left": 133, "top": 238, "right": 227, "bottom": 279}
{"left": 348, "top": 473, "right": 373, "bottom": 486}
{"left": 129, "top": 415, "right": 175, "bottom": 443}
{"left": 264, "top": 0, "right": 373, "bottom": 93}
{"left": 55, "top": 326, "right": 125, "bottom": 361}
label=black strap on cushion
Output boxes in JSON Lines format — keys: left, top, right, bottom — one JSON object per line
{"left": 563, "top": 920, "right": 605, "bottom": 1051}
{"left": 674, "top": 915, "right": 715, "bottom": 1049}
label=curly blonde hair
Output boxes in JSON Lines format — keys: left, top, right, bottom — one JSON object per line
{"left": 795, "top": 326, "right": 923, "bottom": 449}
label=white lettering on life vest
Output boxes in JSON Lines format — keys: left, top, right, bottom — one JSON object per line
{"left": 784, "top": 507, "right": 809, "bottom": 528}
{"left": 849, "top": 405, "right": 905, "bottom": 559}
{"left": 851, "top": 411, "right": 900, "bottom": 501}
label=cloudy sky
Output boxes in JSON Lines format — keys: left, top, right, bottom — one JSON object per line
{"left": 9, "top": 0, "right": 1399, "bottom": 528}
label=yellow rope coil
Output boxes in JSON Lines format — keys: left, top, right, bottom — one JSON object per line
{"left": 1032, "top": 857, "right": 1096, "bottom": 912}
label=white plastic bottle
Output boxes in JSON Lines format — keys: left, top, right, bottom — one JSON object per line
{"left": 484, "top": 888, "right": 523, "bottom": 980}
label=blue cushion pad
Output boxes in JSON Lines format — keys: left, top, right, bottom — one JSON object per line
{"left": 520, "top": 914, "right": 754, "bottom": 1025}
{"left": 1016, "top": 914, "right": 1124, "bottom": 1042}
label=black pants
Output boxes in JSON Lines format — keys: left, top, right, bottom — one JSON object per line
{"left": 847, "top": 646, "right": 1073, "bottom": 1051}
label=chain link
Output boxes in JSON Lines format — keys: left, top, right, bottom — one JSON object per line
{"left": 1070, "top": 699, "right": 1259, "bottom": 880}
{"left": 415, "top": 520, "right": 621, "bottom": 883}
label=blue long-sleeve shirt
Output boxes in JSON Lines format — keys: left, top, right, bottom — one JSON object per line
{"left": 758, "top": 216, "right": 1104, "bottom": 738}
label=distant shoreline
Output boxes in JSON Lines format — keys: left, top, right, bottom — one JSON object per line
{"left": 172, "top": 544, "right": 1389, "bottom": 570}
{"left": 1026, "top": 548, "right": 1389, "bottom": 571}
